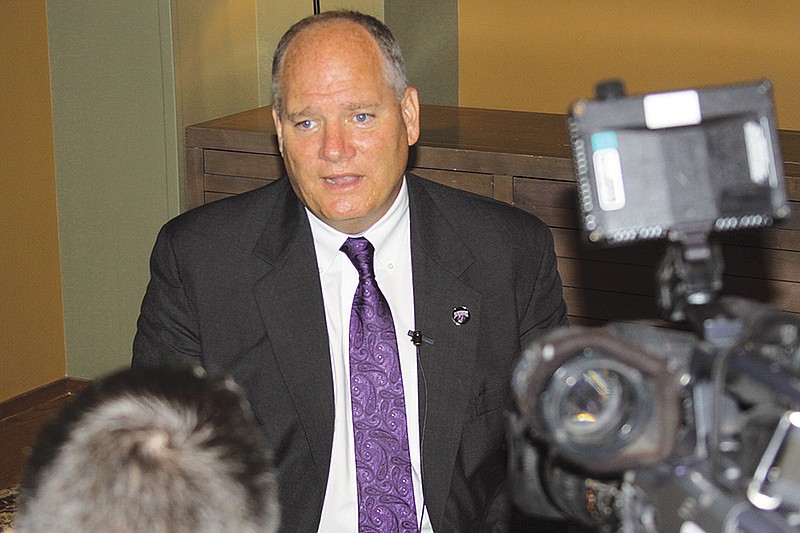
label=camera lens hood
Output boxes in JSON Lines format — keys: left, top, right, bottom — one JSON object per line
{"left": 513, "top": 327, "right": 683, "bottom": 474}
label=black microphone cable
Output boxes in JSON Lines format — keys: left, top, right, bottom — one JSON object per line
{"left": 409, "top": 329, "right": 432, "bottom": 532}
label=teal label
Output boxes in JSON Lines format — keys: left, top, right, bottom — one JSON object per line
{"left": 591, "top": 131, "right": 619, "bottom": 151}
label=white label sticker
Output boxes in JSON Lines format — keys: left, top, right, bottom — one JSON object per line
{"left": 644, "top": 90, "right": 702, "bottom": 129}
{"left": 743, "top": 120, "right": 770, "bottom": 184}
{"left": 680, "top": 522, "right": 708, "bottom": 533}
{"left": 593, "top": 148, "right": 626, "bottom": 211}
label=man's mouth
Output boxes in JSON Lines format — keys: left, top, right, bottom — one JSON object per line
{"left": 323, "top": 175, "right": 362, "bottom": 185}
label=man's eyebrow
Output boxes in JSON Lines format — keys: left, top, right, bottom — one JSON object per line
{"left": 285, "top": 109, "right": 315, "bottom": 122}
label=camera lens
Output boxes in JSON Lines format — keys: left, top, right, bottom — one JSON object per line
{"left": 542, "top": 353, "right": 647, "bottom": 452}
{"left": 560, "top": 367, "right": 625, "bottom": 438}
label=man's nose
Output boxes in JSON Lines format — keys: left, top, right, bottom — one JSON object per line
{"left": 320, "top": 123, "right": 354, "bottom": 162}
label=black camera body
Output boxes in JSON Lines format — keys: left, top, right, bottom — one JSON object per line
{"left": 509, "top": 80, "right": 800, "bottom": 532}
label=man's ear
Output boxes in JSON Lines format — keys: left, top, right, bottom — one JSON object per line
{"left": 401, "top": 86, "right": 420, "bottom": 146}
{"left": 271, "top": 107, "right": 284, "bottom": 155}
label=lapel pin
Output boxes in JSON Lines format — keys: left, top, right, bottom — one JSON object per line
{"left": 452, "top": 306, "right": 470, "bottom": 325}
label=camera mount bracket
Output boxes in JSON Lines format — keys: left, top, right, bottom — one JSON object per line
{"left": 657, "top": 227, "right": 725, "bottom": 332}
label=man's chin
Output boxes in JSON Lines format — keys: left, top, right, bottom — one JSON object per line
{"left": 321, "top": 211, "right": 378, "bottom": 235}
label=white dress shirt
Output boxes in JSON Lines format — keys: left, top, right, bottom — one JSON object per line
{"left": 309, "top": 177, "right": 433, "bottom": 532}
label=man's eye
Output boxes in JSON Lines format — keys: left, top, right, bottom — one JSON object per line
{"left": 354, "top": 113, "right": 372, "bottom": 123}
{"left": 295, "top": 119, "right": 314, "bottom": 129}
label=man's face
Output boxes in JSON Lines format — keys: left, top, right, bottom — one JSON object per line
{"left": 272, "top": 20, "right": 419, "bottom": 235}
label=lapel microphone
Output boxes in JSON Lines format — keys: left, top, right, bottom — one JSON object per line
{"left": 407, "top": 330, "right": 435, "bottom": 347}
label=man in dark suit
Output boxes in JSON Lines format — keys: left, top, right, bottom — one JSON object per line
{"left": 133, "top": 10, "right": 567, "bottom": 532}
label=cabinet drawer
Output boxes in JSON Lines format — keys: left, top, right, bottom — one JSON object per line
{"left": 204, "top": 175, "right": 275, "bottom": 195}
{"left": 204, "top": 150, "right": 285, "bottom": 179}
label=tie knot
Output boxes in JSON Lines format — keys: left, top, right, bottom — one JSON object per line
{"left": 340, "top": 237, "right": 376, "bottom": 280}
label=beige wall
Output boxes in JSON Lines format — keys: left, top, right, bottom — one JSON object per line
{"left": 0, "top": 0, "right": 67, "bottom": 402}
{"left": 459, "top": 0, "right": 800, "bottom": 130}
{"left": 47, "top": 0, "right": 180, "bottom": 380}
{"left": 173, "top": 0, "right": 260, "bottom": 128}
{"left": 386, "top": 0, "right": 459, "bottom": 106}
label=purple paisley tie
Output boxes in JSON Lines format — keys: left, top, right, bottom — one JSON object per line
{"left": 340, "top": 237, "right": 418, "bottom": 533}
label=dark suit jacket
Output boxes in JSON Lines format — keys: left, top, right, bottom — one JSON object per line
{"left": 133, "top": 173, "right": 567, "bottom": 532}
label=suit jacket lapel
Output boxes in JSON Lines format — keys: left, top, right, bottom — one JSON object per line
{"left": 407, "top": 176, "right": 482, "bottom": 527}
{"left": 251, "top": 181, "right": 335, "bottom": 479}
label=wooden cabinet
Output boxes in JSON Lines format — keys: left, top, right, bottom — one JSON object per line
{"left": 186, "top": 105, "right": 800, "bottom": 326}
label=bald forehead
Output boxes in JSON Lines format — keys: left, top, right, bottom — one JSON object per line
{"left": 281, "top": 20, "right": 389, "bottom": 86}
{"left": 280, "top": 20, "right": 385, "bottom": 80}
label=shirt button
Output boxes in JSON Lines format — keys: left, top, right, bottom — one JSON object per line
{"left": 387, "top": 263, "right": 394, "bottom": 270}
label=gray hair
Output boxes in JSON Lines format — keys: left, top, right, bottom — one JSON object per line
{"left": 271, "top": 10, "right": 409, "bottom": 117}
{"left": 15, "top": 366, "right": 280, "bottom": 533}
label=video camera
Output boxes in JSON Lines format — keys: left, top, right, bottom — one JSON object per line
{"left": 508, "top": 80, "right": 799, "bottom": 532}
